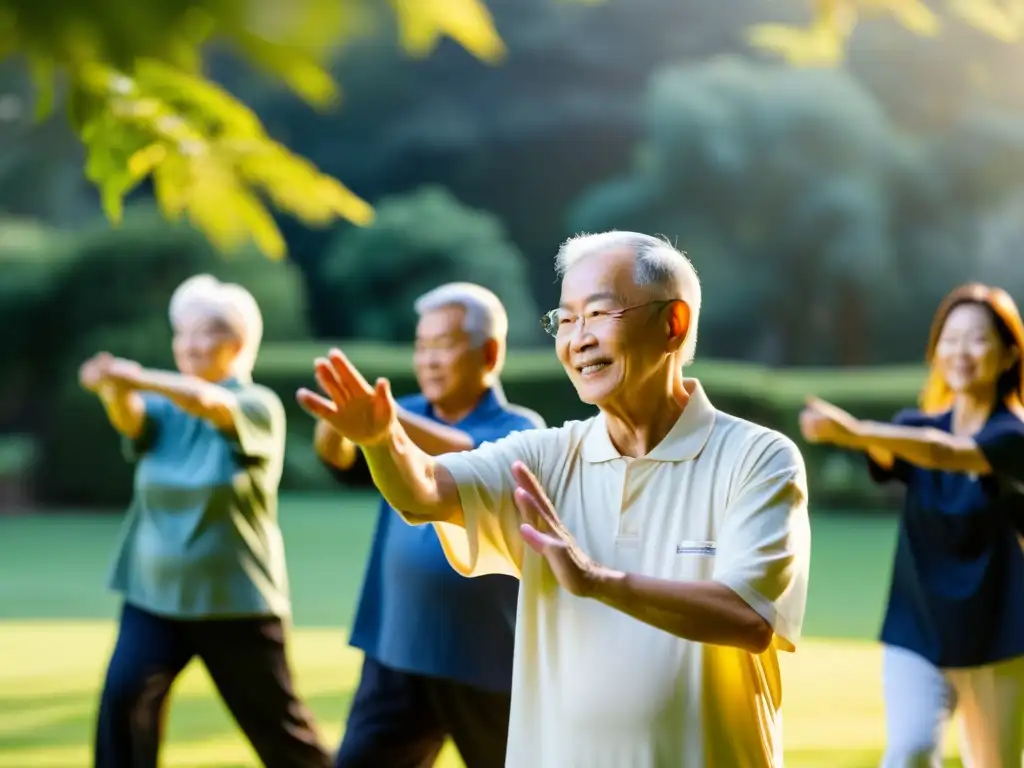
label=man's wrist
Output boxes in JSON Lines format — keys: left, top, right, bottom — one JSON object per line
{"left": 588, "top": 565, "right": 628, "bottom": 604}
{"left": 359, "top": 419, "right": 400, "bottom": 451}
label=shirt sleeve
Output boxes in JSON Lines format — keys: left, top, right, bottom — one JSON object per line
{"left": 121, "top": 393, "right": 172, "bottom": 462}
{"left": 224, "top": 386, "right": 285, "bottom": 461}
{"left": 976, "top": 411, "right": 1024, "bottom": 486}
{"left": 713, "top": 434, "right": 811, "bottom": 653}
{"left": 428, "top": 428, "right": 550, "bottom": 580}
{"left": 866, "top": 408, "right": 924, "bottom": 485}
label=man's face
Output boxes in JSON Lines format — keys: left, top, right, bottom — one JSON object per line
{"left": 413, "top": 306, "right": 491, "bottom": 408}
{"left": 554, "top": 248, "right": 675, "bottom": 408}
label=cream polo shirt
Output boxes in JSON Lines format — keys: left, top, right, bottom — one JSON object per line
{"left": 422, "top": 379, "right": 810, "bottom": 768}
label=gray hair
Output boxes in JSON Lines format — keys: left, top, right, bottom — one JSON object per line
{"left": 554, "top": 231, "right": 702, "bottom": 364}
{"left": 169, "top": 274, "right": 263, "bottom": 380}
{"left": 414, "top": 282, "right": 509, "bottom": 373}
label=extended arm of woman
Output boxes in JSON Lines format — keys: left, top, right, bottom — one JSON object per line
{"left": 104, "top": 359, "right": 238, "bottom": 432}
{"left": 80, "top": 353, "right": 146, "bottom": 438}
{"left": 800, "top": 396, "right": 1000, "bottom": 476}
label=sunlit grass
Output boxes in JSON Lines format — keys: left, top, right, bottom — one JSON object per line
{"left": 0, "top": 498, "right": 968, "bottom": 766}
{"left": 0, "top": 621, "right": 466, "bottom": 768}
{"left": 0, "top": 621, "right": 969, "bottom": 767}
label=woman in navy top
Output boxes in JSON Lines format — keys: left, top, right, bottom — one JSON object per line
{"left": 800, "top": 282, "right": 1024, "bottom": 768}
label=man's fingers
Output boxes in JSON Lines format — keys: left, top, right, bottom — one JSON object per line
{"left": 328, "top": 349, "right": 373, "bottom": 394}
{"left": 520, "top": 523, "right": 560, "bottom": 554}
{"left": 511, "top": 461, "right": 548, "bottom": 505}
{"left": 314, "top": 357, "right": 349, "bottom": 403}
{"left": 513, "top": 487, "right": 547, "bottom": 532}
{"left": 296, "top": 388, "right": 338, "bottom": 420}
{"left": 512, "top": 461, "right": 572, "bottom": 538}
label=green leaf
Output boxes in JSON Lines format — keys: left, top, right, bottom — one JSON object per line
{"left": 27, "top": 53, "right": 55, "bottom": 120}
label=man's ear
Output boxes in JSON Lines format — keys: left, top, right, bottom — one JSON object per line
{"left": 667, "top": 300, "right": 691, "bottom": 352}
{"left": 482, "top": 338, "right": 501, "bottom": 372}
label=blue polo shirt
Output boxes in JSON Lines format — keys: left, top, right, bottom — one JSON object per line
{"left": 868, "top": 404, "right": 1024, "bottom": 668}
{"left": 332, "top": 388, "right": 544, "bottom": 693}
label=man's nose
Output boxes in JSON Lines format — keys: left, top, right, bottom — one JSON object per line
{"left": 568, "top": 324, "right": 597, "bottom": 354}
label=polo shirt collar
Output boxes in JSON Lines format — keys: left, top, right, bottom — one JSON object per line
{"left": 582, "top": 378, "right": 716, "bottom": 463}
{"left": 427, "top": 385, "right": 505, "bottom": 428}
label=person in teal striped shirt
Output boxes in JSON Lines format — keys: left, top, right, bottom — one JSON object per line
{"left": 80, "top": 274, "right": 331, "bottom": 768}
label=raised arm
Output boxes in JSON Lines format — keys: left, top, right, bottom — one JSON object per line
{"left": 846, "top": 420, "right": 988, "bottom": 474}
{"left": 800, "top": 396, "right": 1021, "bottom": 477}
{"left": 361, "top": 424, "right": 464, "bottom": 525}
{"left": 314, "top": 406, "right": 474, "bottom": 471}
{"left": 106, "top": 360, "right": 239, "bottom": 433}
{"left": 79, "top": 353, "right": 145, "bottom": 438}
{"left": 298, "top": 350, "right": 464, "bottom": 524}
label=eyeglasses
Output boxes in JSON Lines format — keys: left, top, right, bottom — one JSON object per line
{"left": 540, "top": 299, "right": 680, "bottom": 338}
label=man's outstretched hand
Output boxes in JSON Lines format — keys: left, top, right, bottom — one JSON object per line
{"left": 297, "top": 349, "right": 397, "bottom": 447}
{"left": 511, "top": 461, "right": 611, "bottom": 598}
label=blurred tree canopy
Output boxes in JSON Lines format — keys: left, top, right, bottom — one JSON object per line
{"left": 0, "top": 206, "right": 311, "bottom": 504}
{"left": 752, "top": 0, "right": 1024, "bottom": 65}
{"left": 0, "top": 0, "right": 504, "bottom": 258}
{"left": 568, "top": 56, "right": 1024, "bottom": 366}
{"left": 315, "top": 185, "right": 541, "bottom": 346}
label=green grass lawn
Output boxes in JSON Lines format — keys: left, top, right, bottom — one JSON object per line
{"left": 0, "top": 496, "right": 967, "bottom": 767}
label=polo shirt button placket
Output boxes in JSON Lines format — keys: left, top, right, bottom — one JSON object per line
{"left": 618, "top": 461, "right": 640, "bottom": 538}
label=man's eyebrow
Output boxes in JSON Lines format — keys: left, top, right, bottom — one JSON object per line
{"left": 416, "top": 332, "right": 460, "bottom": 343}
{"left": 559, "top": 292, "right": 619, "bottom": 310}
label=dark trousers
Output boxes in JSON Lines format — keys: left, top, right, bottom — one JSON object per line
{"left": 335, "top": 656, "right": 512, "bottom": 768}
{"left": 94, "top": 602, "right": 331, "bottom": 768}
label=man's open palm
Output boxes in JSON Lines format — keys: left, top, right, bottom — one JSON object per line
{"left": 297, "top": 349, "right": 397, "bottom": 446}
{"left": 511, "top": 461, "right": 602, "bottom": 598}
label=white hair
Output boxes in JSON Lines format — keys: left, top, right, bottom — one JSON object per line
{"left": 414, "top": 282, "right": 509, "bottom": 373}
{"left": 554, "top": 231, "right": 702, "bottom": 364}
{"left": 169, "top": 274, "right": 263, "bottom": 380}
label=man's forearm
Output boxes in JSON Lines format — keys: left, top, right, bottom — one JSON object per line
{"left": 97, "top": 383, "right": 145, "bottom": 438}
{"left": 398, "top": 408, "right": 474, "bottom": 455}
{"left": 591, "top": 571, "right": 774, "bottom": 654}
{"left": 316, "top": 409, "right": 473, "bottom": 471}
{"left": 315, "top": 420, "right": 359, "bottom": 470}
{"left": 361, "top": 422, "right": 461, "bottom": 525}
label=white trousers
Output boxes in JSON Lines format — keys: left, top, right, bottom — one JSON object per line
{"left": 881, "top": 644, "right": 1024, "bottom": 768}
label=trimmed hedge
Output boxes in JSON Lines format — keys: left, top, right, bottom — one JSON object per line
{"left": 40, "top": 341, "right": 926, "bottom": 509}
{"left": 256, "top": 342, "right": 923, "bottom": 508}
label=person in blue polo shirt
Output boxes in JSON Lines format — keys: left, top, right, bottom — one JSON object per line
{"left": 311, "top": 283, "right": 544, "bottom": 768}
{"left": 800, "top": 282, "right": 1024, "bottom": 768}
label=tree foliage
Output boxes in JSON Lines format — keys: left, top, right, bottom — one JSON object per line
{"left": 0, "top": 0, "right": 504, "bottom": 258}
{"left": 316, "top": 185, "right": 540, "bottom": 346}
{"left": 750, "top": 0, "right": 1024, "bottom": 65}
{"left": 568, "top": 56, "right": 1024, "bottom": 366}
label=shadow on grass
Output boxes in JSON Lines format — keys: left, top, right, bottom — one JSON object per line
{"left": 0, "top": 688, "right": 352, "bottom": 751}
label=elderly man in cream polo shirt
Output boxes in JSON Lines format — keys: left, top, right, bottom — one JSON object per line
{"left": 298, "top": 231, "right": 811, "bottom": 768}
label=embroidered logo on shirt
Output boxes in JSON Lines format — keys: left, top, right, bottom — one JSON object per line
{"left": 676, "top": 541, "right": 717, "bottom": 556}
